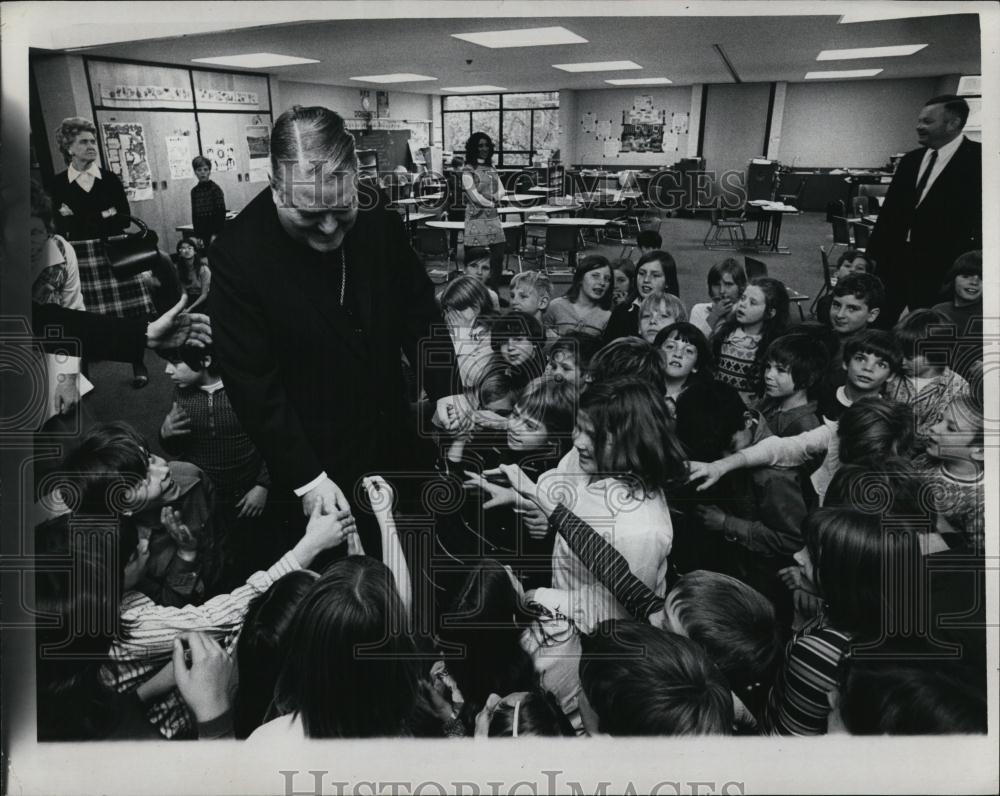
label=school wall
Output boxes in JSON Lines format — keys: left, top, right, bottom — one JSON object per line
{"left": 567, "top": 86, "right": 694, "bottom": 167}
{"left": 32, "top": 54, "right": 93, "bottom": 171}
{"left": 277, "top": 80, "right": 434, "bottom": 128}
{"left": 778, "top": 77, "right": 940, "bottom": 168}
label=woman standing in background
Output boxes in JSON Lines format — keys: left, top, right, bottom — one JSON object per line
{"left": 461, "top": 132, "right": 506, "bottom": 288}
{"left": 50, "top": 116, "right": 154, "bottom": 388}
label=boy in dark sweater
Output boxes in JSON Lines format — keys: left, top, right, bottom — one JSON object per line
{"left": 190, "top": 156, "right": 227, "bottom": 245}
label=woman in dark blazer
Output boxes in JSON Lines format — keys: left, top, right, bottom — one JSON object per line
{"left": 50, "top": 117, "right": 154, "bottom": 387}
{"left": 603, "top": 249, "right": 680, "bottom": 343}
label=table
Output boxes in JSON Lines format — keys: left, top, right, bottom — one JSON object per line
{"left": 747, "top": 201, "right": 799, "bottom": 254}
{"left": 403, "top": 211, "right": 440, "bottom": 225}
{"left": 392, "top": 194, "right": 446, "bottom": 222}
{"left": 425, "top": 220, "right": 523, "bottom": 230}
{"left": 498, "top": 204, "right": 581, "bottom": 219}
{"left": 524, "top": 217, "right": 615, "bottom": 267}
{"left": 526, "top": 186, "right": 562, "bottom": 194}
{"left": 501, "top": 193, "right": 545, "bottom": 204}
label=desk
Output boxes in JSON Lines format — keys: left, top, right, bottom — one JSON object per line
{"left": 526, "top": 186, "right": 562, "bottom": 194}
{"left": 747, "top": 201, "right": 798, "bottom": 254}
{"left": 403, "top": 211, "right": 440, "bottom": 225}
{"left": 499, "top": 204, "right": 581, "bottom": 219}
{"left": 501, "top": 193, "right": 545, "bottom": 205}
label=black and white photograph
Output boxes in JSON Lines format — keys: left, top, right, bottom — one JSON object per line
{"left": 1, "top": 2, "right": 997, "bottom": 794}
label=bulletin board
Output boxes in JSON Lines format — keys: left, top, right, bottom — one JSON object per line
{"left": 354, "top": 129, "right": 413, "bottom": 172}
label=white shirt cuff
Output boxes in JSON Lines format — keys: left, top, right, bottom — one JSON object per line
{"left": 294, "top": 472, "right": 327, "bottom": 497}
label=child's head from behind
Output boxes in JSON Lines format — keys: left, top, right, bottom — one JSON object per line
{"left": 637, "top": 229, "right": 663, "bottom": 252}
{"left": 565, "top": 255, "right": 613, "bottom": 309}
{"left": 800, "top": 506, "right": 919, "bottom": 637}
{"left": 638, "top": 290, "right": 687, "bottom": 344}
{"left": 654, "top": 322, "right": 712, "bottom": 385}
{"left": 162, "top": 343, "right": 219, "bottom": 389}
{"left": 579, "top": 620, "right": 733, "bottom": 736}
{"left": 842, "top": 329, "right": 902, "bottom": 395}
{"left": 508, "top": 271, "right": 552, "bottom": 317}
{"left": 673, "top": 380, "right": 754, "bottom": 462}
{"left": 59, "top": 422, "right": 171, "bottom": 517}
{"left": 943, "top": 250, "right": 982, "bottom": 305}
{"left": 274, "top": 556, "right": 418, "bottom": 738}
{"left": 735, "top": 276, "right": 789, "bottom": 332}
{"left": 837, "top": 653, "right": 987, "bottom": 735}
{"left": 762, "top": 333, "right": 829, "bottom": 400}
{"left": 439, "top": 275, "right": 493, "bottom": 329}
{"left": 234, "top": 570, "right": 319, "bottom": 738}
{"left": 440, "top": 560, "right": 537, "bottom": 721}
{"left": 490, "top": 311, "right": 545, "bottom": 369}
{"left": 545, "top": 332, "right": 603, "bottom": 387}
{"left": 576, "top": 377, "right": 687, "bottom": 494}
{"left": 830, "top": 273, "right": 885, "bottom": 336}
{"left": 634, "top": 250, "right": 676, "bottom": 300}
{"left": 484, "top": 690, "right": 576, "bottom": 737}
{"left": 707, "top": 258, "right": 746, "bottom": 303}
{"left": 894, "top": 308, "right": 951, "bottom": 379}
{"left": 665, "top": 570, "right": 782, "bottom": 695}
{"left": 838, "top": 396, "right": 915, "bottom": 466}
{"left": 508, "top": 377, "right": 575, "bottom": 453}
{"left": 587, "top": 337, "right": 668, "bottom": 395}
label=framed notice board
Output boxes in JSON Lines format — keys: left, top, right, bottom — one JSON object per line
{"left": 354, "top": 129, "right": 412, "bottom": 172}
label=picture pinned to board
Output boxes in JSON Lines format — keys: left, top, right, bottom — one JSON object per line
{"left": 101, "top": 122, "right": 153, "bottom": 201}
{"left": 245, "top": 124, "right": 271, "bottom": 183}
{"left": 620, "top": 122, "right": 665, "bottom": 153}
{"left": 209, "top": 138, "right": 237, "bottom": 172}
{"left": 166, "top": 133, "right": 194, "bottom": 180}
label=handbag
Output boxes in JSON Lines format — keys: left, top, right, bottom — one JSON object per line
{"left": 103, "top": 216, "right": 161, "bottom": 278}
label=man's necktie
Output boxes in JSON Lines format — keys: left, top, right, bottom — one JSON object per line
{"left": 914, "top": 149, "right": 938, "bottom": 205}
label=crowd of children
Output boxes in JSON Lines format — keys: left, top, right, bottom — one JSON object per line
{"left": 34, "top": 196, "right": 987, "bottom": 744}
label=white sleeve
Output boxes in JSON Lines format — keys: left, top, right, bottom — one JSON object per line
{"left": 737, "top": 425, "right": 833, "bottom": 469}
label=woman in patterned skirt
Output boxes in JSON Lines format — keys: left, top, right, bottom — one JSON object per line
{"left": 461, "top": 132, "right": 507, "bottom": 287}
{"left": 50, "top": 117, "right": 154, "bottom": 388}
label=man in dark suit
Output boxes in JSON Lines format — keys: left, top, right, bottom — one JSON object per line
{"left": 867, "top": 95, "right": 981, "bottom": 327}
{"left": 208, "top": 106, "right": 460, "bottom": 560}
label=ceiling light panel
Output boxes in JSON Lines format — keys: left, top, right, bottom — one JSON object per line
{"left": 192, "top": 53, "right": 318, "bottom": 68}
{"left": 605, "top": 77, "right": 673, "bottom": 85}
{"left": 441, "top": 85, "right": 508, "bottom": 92}
{"left": 805, "top": 69, "right": 884, "bottom": 79}
{"left": 349, "top": 74, "right": 437, "bottom": 84}
{"left": 451, "top": 27, "right": 587, "bottom": 48}
{"left": 553, "top": 60, "right": 642, "bottom": 73}
{"left": 817, "top": 45, "right": 927, "bottom": 60}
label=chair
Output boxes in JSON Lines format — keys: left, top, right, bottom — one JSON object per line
{"left": 826, "top": 216, "right": 852, "bottom": 258}
{"left": 778, "top": 175, "right": 808, "bottom": 212}
{"left": 413, "top": 227, "right": 454, "bottom": 276}
{"left": 704, "top": 205, "right": 748, "bottom": 249}
{"left": 543, "top": 225, "right": 579, "bottom": 274}
{"left": 850, "top": 221, "right": 871, "bottom": 251}
{"left": 809, "top": 246, "right": 834, "bottom": 319}
{"left": 503, "top": 225, "right": 524, "bottom": 274}
{"left": 613, "top": 218, "right": 664, "bottom": 261}
{"left": 825, "top": 200, "right": 846, "bottom": 223}
{"left": 743, "top": 256, "right": 810, "bottom": 322}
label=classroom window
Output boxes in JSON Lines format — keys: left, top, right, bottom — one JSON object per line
{"left": 442, "top": 92, "right": 559, "bottom": 166}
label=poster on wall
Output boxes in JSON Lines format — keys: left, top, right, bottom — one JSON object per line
{"left": 581, "top": 112, "right": 596, "bottom": 133}
{"left": 245, "top": 125, "right": 271, "bottom": 182}
{"left": 603, "top": 138, "right": 621, "bottom": 158}
{"left": 101, "top": 122, "right": 153, "bottom": 201}
{"left": 208, "top": 138, "right": 237, "bottom": 172}
{"left": 620, "top": 122, "right": 665, "bottom": 153}
{"left": 376, "top": 90, "right": 390, "bottom": 118}
{"left": 672, "top": 112, "right": 690, "bottom": 134}
{"left": 596, "top": 119, "right": 613, "bottom": 140}
{"left": 166, "top": 134, "right": 194, "bottom": 180}
{"left": 627, "top": 95, "right": 663, "bottom": 124}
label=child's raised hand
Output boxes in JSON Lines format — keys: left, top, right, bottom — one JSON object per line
{"left": 463, "top": 471, "right": 517, "bottom": 510}
{"left": 161, "top": 402, "right": 192, "bottom": 439}
{"left": 474, "top": 693, "right": 503, "bottom": 738}
{"left": 172, "top": 632, "right": 235, "bottom": 724}
{"left": 300, "top": 502, "right": 356, "bottom": 559}
{"left": 161, "top": 506, "right": 198, "bottom": 552}
{"left": 235, "top": 484, "right": 268, "bottom": 518}
{"left": 686, "top": 460, "right": 726, "bottom": 492}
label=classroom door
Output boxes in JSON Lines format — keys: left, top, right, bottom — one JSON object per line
{"left": 196, "top": 112, "right": 272, "bottom": 219}
{"left": 95, "top": 110, "right": 199, "bottom": 253}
